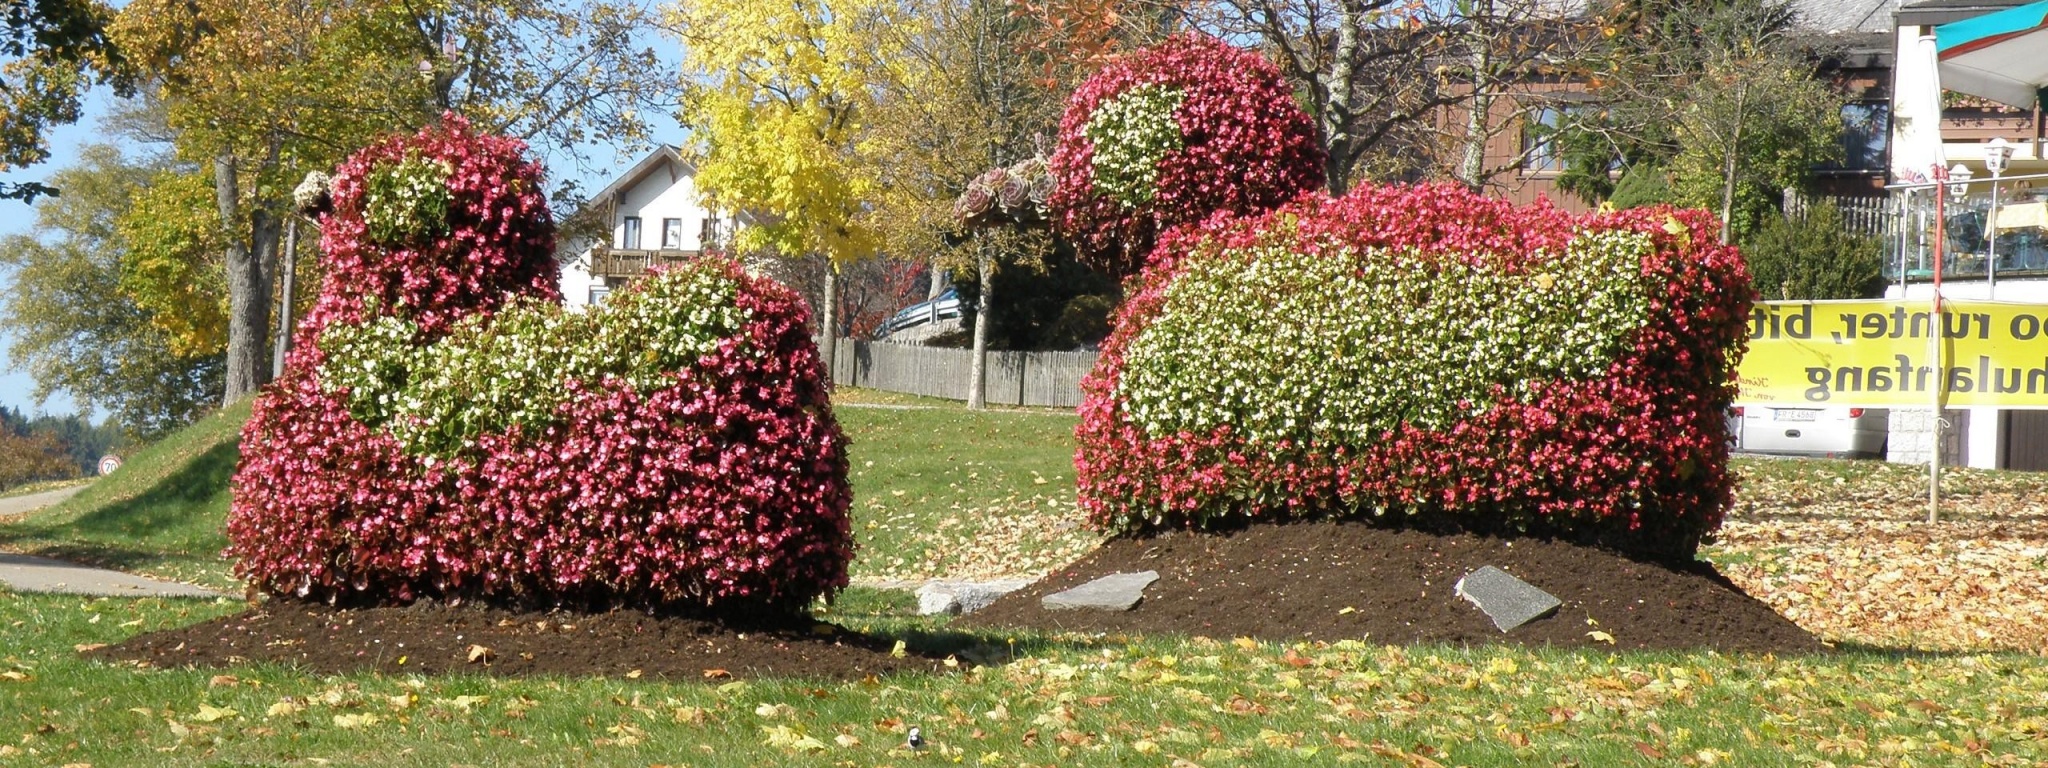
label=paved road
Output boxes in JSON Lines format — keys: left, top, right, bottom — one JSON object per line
{"left": 0, "top": 552, "right": 226, "bottom": 598}
{"left": 0, "top": 484, "right": 88, "bottom": 518}
{"left": 0, "top": 483, "right": 228, "bottom": 599}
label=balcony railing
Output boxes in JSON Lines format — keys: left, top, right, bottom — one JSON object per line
{"left": 1885, "top": 173, "right": 2048, "bottom": 283}
{"left": 590, "top": 247, "right": 705, "bottom": 278}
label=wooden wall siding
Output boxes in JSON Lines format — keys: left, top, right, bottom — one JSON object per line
{"left": 827, "top": 339, "right": 1098, "bottom": 408}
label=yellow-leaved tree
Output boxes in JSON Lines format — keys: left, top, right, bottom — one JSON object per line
{"left": 667, "top": 0, "right": 903, "bottom": 370}
{"left": 856, "top": 0, "right": 1159, "bottom": 406}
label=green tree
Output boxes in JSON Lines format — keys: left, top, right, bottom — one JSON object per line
{"left": 1605, "top": 161, "right": 1675, "bottom": 209}
{"left": 945, "top": 241, "right": 1119, "bottom": 351}
{"left": 0, "top": 144, "right": 224, "bottom": 437}
{"left": 1, "top": 0, "right": 124, "bottom": 202}
{"left": 667, "top": 0, "right": 903, "bottom": 383}
{"left": 1554, "top": 0, "right": 1814, "bottom": 215}
{"left": 116, "top": 168, "right": 230, "bottom": 357}
{"left": 1666, "top": 48, "right": 1841, "bottom": 242}
{"left": 1741, "top": 200, "right": 1884, "bottom": 300}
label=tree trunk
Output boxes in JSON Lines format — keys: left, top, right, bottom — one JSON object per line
{"left": 820, "top": 263, "right": 839, "bottom": 383}
{"left": 967, "top": 244, "right": 992, "bottom": 410}
{"left": 1717, "top": 81, "right": 1748, "bottom": 246}
{"left": 1322, "top": 0, "right": 1364, "bottom": 194}
{"left": 218, "top": 153, "right": 279, "bottom": 405}
{"left": 272, "top": 216, "right": 299, "bottom": 379}
{"left": 1458, "top": 1, "right": 1495, "bottom": 190}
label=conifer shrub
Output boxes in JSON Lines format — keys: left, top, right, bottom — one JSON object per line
{"left": 1074, "top": 183, "right": 1752, "bottom": 560}
{"left": 1047, "top": 33, "right": 1326, "bottom": 279}
{"left": 229, "top": 119, "right": 851, "bottom": 611}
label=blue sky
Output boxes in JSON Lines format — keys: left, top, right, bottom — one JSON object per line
{"left": 0, "top": 96, "right": 101, "bottom": 420}
{"left": 0, "top": 93, "right": 682, "bottom": 422}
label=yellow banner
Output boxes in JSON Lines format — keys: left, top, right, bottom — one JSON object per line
{"left": 1739, "top": 299, "right": 2048, "bottom": 408}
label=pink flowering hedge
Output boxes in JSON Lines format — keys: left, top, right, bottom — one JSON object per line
{"left": 308, "top": 115, "right": 561, "bottom": 337}
{"left": 228, "top": 120, "right": 852, "bottom": 612}
{"left": 1047, "top": 33, "right": 1326, "bottom": 279}
{"left": 1076, "top": 184, "right": 1751, "bottom": 560}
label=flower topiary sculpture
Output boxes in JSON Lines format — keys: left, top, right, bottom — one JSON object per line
{"left": 228, "top": 118, "right": 852, "bottom": 612}
{"left": 1058, "top": 43, "right": 1752, "bottom": 562}
{"left": 1047, "top": 33, "right": 1327, "bottom": 279}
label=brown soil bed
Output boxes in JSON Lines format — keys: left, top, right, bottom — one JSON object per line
{"left": 960, "top": 520, "right": 1823, "bottom": 655}
{"left": 91, "top": 600, "right": 949, "bottom": 681}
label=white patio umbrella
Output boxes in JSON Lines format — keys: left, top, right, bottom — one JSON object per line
{"left": 1937, "top": 0, "right": 2048, "bottom": 109}
{"left": 1892, "top": 33, "right": 1947, "bottom": 184}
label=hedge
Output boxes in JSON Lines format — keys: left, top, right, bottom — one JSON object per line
{"left": 1074, "top": 183, "right": 1752, "bottom": 560}
{"left": 229, "top": 119, "right": 852, "bottom": 611}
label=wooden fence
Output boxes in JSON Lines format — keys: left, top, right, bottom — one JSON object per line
{"left": 827, "top": 339, "right": 1098, "bottom": 408}
{"left": 1784, "top": 192, "right": 1892, "bottom": 238}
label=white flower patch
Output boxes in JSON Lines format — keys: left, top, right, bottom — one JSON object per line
{"left": 363, "top": 156, "right": 455, "bottom": 245}
{"left": 315, "top": 266, "right": 751, "bottom": 457}
{"left": 1115, "top": 229, "right": 1655, "bottom": 446}
{"left": 1083, "top": 85, "right": 1186, "bottom": 208}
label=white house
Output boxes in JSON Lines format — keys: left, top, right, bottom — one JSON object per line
{"left": 557, "top": 145, "right": 728, "bottom": 308}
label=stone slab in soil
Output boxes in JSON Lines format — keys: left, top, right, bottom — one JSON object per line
{"left": 90, "top": 600, "right": 952, "bottom": 681}
{"left": 1455, "top": 565, "right": 1562, "bottom": 632}
{"left": 960, "top": 520, "right": 1822, "bottom": 654}
{"left": 1042, "top": 571, "right": 1158, "bottom": 611}
{"left": 917, "top": 579, "right": 1031, "bottom": 616}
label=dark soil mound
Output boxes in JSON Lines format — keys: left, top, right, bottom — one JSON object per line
{"left": 961, "top": 521, "right": 1822, "bottom": 655}
{"left": 92, "top": 600, "right": 948, "bottom": 681}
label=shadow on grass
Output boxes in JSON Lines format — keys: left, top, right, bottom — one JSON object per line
{"left": 0, "top": 441, "right": 237, "bottom": 576}
{"left": 65, "top": 440, "right": 238, "bottom": 537}
{"left": 1823, "top": 640, "right": 2036, "bottom": 660}
{"left": 815, "top": 586, "right": 1112, "bottom": 666}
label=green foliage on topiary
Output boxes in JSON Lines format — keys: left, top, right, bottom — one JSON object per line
{"left": 1115, "top": 229, "right": 1655, "bottom": 446}
{"left": 1740, "top": 201, "right": 1884, "bottom": 300}
{"left": 1081, "top": 85, "right": 1186, "bottom": 208}
{"left": 317, "top": 265, "right": 748, "bottom": 458}
{"left": 361, "top": 154, "right": 454, "bottom": 246}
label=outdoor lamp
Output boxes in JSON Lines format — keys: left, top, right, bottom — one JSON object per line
{"left": 1950, "top": 163, "right": 1975, "bottom": 197}
{"left": 1987, "top": 137, "right": 2014, "bottom": 175}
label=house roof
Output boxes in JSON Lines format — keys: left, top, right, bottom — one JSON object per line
{"left": 554, "top": 145, "right": 697, "bottom": 255}
{"left": 1795, "top": 0, "right": 1903, "bottom": 33}
{"left": 586, "top": 144, "right": 692, "bottom": 206}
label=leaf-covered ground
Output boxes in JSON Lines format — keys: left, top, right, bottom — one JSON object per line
{"left": 11, "top": 591, "right": 2048, "bottom": 766}
{"left": 1712, "top": 459, "right": 2048, "bottom": 653}
{"left": 837, "top": 400, "right": 1102, "bottom": 582}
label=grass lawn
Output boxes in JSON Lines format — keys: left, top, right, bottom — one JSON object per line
{"left": 0, "top": 400, "right": 249, "bottom": 591}
{"left": 3, "top": 390, "right": 2048, "bottom": 764}
{"left": 5, "top": 589, "right": 2047, "bottom": 766}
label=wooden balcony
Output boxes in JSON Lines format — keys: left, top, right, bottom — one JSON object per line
{"left": 590, "top": 247, "right": 705, "bottom": 278}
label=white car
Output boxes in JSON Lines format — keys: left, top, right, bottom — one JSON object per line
{"left": 1736, "top": 405, "right": 1889, "bottom": 459}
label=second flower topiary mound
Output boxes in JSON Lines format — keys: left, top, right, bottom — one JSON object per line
{"left": 228, "top": 119, "right": 851, "bottom": 613}
{"left": 1047, "top": 32, "right": 1327, "bottom": 279}
{"left": 1076, "top": 184, "right": 1752, "bottom": 561}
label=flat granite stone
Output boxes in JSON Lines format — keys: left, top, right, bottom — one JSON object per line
{"left": 915, "top": 579, "right": 1031, "bottom": 616}
{"left": 1455, "top": 565, "right": 1561, "bottom": 632}
{"left": 1042, "top": 570, "right": 1159, "bottom": 611}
